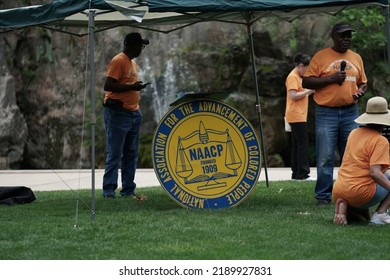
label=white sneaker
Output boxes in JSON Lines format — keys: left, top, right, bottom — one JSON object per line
{"left": 370, "top": 212, "right": 390, "bottom": 225}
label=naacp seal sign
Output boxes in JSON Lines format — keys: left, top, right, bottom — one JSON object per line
{"left": 152, "top": 99, "right": 261, "bottom": 209}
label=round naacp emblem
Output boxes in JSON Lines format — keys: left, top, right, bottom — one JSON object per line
{"left": 152, "top": 99, "right": 261, "bottom": 209}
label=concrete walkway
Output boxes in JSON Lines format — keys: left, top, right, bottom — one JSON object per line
{"left": 0, "top": 167, "right": 339, "bottom": 192}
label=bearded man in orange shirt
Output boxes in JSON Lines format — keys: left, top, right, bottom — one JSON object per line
{"left": 303, "top": 22, "right": 368, "bottom": 206}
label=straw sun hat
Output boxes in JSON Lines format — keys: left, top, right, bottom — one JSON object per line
{"left": 355, "top": 96, "right": 390, "bottom": 126}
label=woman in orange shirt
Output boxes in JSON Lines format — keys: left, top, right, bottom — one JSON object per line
{"left": 333, "top": 97, "right": 390, "bottom": 225}
{"left": 285, "top": 53, "right": 315, "bottom": 180}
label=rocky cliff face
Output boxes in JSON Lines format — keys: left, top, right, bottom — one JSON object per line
{"left": 0, "top": 15, "right": 332, "bottom": 169}
{"left": 0, "top": 74, "right": 27, "bottom": 168}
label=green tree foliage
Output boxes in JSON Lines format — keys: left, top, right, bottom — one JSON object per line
{"left": 335, "top": 5, "right": 389, "bottom": 74}
{"left": 333, "top": 5, "right": 390, "bottom": 103}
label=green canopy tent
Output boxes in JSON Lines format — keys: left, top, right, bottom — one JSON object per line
{"left": 1, "top": 1, "right": 389, "bottom": 31}
{"left": 1, "top": 0, "right": 389, "bottom": 220}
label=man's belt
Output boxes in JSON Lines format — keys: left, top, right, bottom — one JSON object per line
{"left": 317, "top": 103, "right": 357, "bottom": 109}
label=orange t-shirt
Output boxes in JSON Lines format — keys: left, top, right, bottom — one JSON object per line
{"left": 285, "top": 68, "right": 308, "bottom": 123}
{"left": 104, "top": 52, "right": 140, "bottom": 111}
{"left": 333, "top": 127, "right": 390, "bottom": 207}
{"left": 304, "top": 48, "right": 367, "bottom": 107}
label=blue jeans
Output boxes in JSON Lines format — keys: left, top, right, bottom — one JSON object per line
{"left": 358, "top": 172, "right": 390, "bottom": 209}
{"left": 103, "top": 107, "right": 142, "bottom": 197}
{"left": 315, "top": 104, "right": 359, "bottom": 201}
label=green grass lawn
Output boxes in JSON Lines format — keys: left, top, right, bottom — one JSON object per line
{"left": 1, "top": 181, "right": 389, "bottom": 260}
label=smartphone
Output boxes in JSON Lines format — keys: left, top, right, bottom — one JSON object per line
{"left": 353, "top": 84, "right": 367, "bottom": 99}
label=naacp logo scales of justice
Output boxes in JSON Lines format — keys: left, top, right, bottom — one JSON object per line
{"left": 153, "top": 99, "right": 261, "bottom": 209}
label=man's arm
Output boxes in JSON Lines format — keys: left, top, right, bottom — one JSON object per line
{"left": 302, "top": 71, "right": 347, "bottom": 89}
{"left": 104, "top": 77, "right": 147, "bottom": 92}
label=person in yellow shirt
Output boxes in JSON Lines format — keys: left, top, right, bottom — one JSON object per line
{"left": 302, "top": 22, "right": 368, "bottom": 206}
{"left": 285, "top": 53, "right": 315, "bottom": 180}
{"left": 333, "top": 97, "right": 390, "bottom": 225}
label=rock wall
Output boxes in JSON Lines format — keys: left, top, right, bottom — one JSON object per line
{"left": 0, "top": 74, "right": 27, "bottom": 168}
{"left": 0, "top": 14, "right": 334, "bottom": 169}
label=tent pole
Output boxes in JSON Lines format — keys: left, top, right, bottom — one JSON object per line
{"left": 88, "top": 10, "right": 96, "bottom": 221}
{"left": 246, "top": 21, "right": 269, "bottom": 188}
{"left": 383, "top": 6, "right": 390, "bottom": 70}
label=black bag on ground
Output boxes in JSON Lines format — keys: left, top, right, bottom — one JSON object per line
{"left": 0, "top": 186, "right": 36, "bottom": 205}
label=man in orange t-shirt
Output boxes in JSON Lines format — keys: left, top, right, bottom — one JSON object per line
{"left": 333, "top": 97, "right": 390, "bottom": 225}
{"left": 302, "top": 22, "right": 368, "bottom": 206}
{"left": 285, "top": 53, "right": 315, "bottom": 180}
{"left": 102, "top": 33, "right": 150, "bottom": 200}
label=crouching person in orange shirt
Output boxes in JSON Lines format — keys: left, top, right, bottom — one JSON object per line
{"left": 333, "top": 96, "right": 390, "bottom": 225}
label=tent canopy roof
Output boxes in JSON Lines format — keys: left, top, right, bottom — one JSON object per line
{"left": 147, "top": 0, "right": 388, "bottom": 12}
{"left": 0, "top": 0, "right": 388, "bottom": 34}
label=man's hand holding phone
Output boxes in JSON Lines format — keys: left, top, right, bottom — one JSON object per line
{"left": 131, "top": 81, "right": 151, "bottom": 91}
{"left": 353, "top": 84, "right": 367, "bottom": 100}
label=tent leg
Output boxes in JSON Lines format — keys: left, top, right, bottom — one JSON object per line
{"left": 88, "top": 10, "right": 96, "bottom": 221}
{"left": 383, "top": 6, "right": 390, "bottom": 71}
{"left": 247, "top": 23, "right": 269, "bottom": 188}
